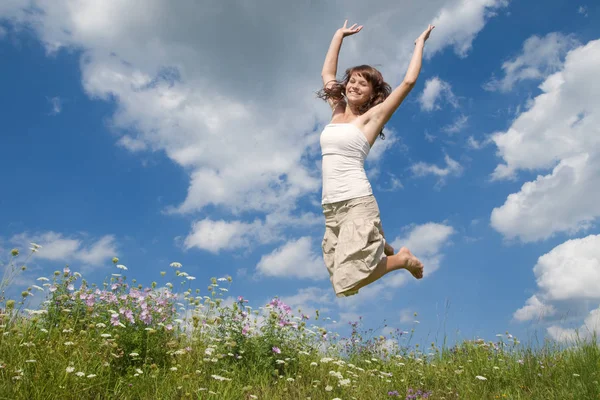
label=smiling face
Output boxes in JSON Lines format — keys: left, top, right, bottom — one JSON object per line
{"left": 345, "top": 72, "right": 374, "bottom": 107}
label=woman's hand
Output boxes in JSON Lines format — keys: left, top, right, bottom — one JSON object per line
{"left": 415, "top": 24, "right": 435, "bottom": 45}
{"left": 337, "top": 20, "right": 363, "bottom": 37}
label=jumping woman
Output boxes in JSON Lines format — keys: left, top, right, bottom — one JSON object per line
{"left": 318, "top": 21, "right": 434, "bottom": 297}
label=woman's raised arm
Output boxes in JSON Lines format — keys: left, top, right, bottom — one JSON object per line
{"left": 369, "top": 25, "right": 435, "bottom": 126}
{"left": 321, "top": 20, "right": 363, "bottom": 108}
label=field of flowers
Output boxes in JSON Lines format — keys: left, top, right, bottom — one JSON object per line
{"left": 1, "top": 246, "right": 599, "bottom": 399}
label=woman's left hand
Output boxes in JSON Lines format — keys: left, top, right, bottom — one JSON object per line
{"left": 415, "top": 24, "right": 435, "bottom": 45}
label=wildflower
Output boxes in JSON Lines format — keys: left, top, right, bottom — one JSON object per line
{"left": 101, "top": 334, "right": 112, "bottom": 338}
{"left": 310, "top": 362, "right": 318, "bottom": 367}
{"left": 573, "top": 373, "right": 580, "bottom": 377}
{"left": 25, "top": 360, "right": 36, "bottom": 363}
{"left": 339, "top": 378, "right": 351, "bottom": 386}
{"left": 170, "top": 367, "right": 178, "bottom": 371}
{"left": 36, "top": 277, "right": 49, "bottom": 282}
{"left": 63, "top": 267, "right": 70, "bottom": 274}
{"left": 211, "top": 375, "right": 232, "bottom": 381}
{"left": 75, "top": 372, "right": 85, "bottom": 377}
{"left": 87, "top": 374, "right": 96, "bottom": 378}
{"left": 388, "top": 391, "right": 400, "bottom": 397}
{"left": 170, "top": 262, "right": 182, "bottom": 268}
{"left": 325, "top": 385, "right": 333, "bottom": 391}
{"left": 130, "top": 353, "right": 139, "bottom": 357}
{"left": 11, "top": 249, "right": 19, "bottom": 256}
{"left": 476, "top": 375, "right": 487, "bottom": 380}
{"left": 136, "top": 369, "right": 143, "bottom": 374}
{"left": 116, "top": 264, "right": 128, "bottom": 270}
{"left": 187, "top": 276, "right": 196, "bottom": 280}
{"left": 64, "top": 342, "right": 74, "bottom": 346}
{"left": 112, "top": 257, "right": 119, "bottom": 264}
{"left": 66, "top": 367, "right": 75, "bottom": 373}
{"left": 286, "top": 378, "right": 294, "bottom": 382}
{"left": 272, "top": 347, "right": 281, "bottom": 354}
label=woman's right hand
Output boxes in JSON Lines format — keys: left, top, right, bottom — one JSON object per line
{"left": 337, "top": 20, "right": 363, "bottom": 37}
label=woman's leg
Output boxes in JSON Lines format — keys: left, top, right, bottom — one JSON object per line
{"left": 350, "top": 247, "right": 423, "bottom": 292}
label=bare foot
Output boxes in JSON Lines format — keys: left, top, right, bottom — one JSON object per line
{"left": 398, "top": 247, "right": 424, "bottom": 279}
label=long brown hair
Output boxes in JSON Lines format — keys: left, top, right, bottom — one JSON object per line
{"left": 317, "top": 65, "right": 392, "bottom": 139}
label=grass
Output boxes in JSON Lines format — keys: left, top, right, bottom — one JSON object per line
{"left": 0, "top": 247, "right": 599, "bottom": 399}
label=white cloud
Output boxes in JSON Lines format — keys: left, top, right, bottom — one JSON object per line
{"left": 391, "top": 222, "right": 455, "bottom": 276}
{"left": 0, "top": 25, "right": 6, "bottom": 38}
{"left": 577, "top": 6, "right": 588, "bottom": 17}
{"left": 418, "top": 77, "right": 457, "bottom": 111}
{"left": 548, "top": 306, "right": 600, "bottom": 343}
{"left": 184, "top": 210, "right": 322, "bottom": 254}
{"left": 484, "top": 32, "right": 580, "bottom": 92}
{"left": 184, "top": 219, "right": 264, "bottom": 254}
{"left": 442, "top": 115, "right": 469, "bottom": 134}
{"left": 533, "top": 235, "right": 600, "bottom": 301}
{"left": 466, "top": 135, "right": 491, "bottom": 150}
{"left": 411, "top": 154, "right": 463, "bottom": 187}
{"left": 117, "top": 135, "right": 148, "bottom": 152}
{"left": 491, "top": 154, "right": 600, "bottom": 242}
{"left": 47, "top": 96, "right": 61, "bottom": 115}
{"left": 513, "top": 295, "right": 556, "bottom": 322}
{"left": 10, "top": 231, "right": 117, "bottom": 267}
{"left": 490, "top": 39, "right": 600, "bottom": 241}
{"left": 256, "top": 236, "right": 326, "bottom": 280}
{"left": 425, "top": 0, "right": 509, "bottom": 58}
{"left": 513, "top": 235, "right": 600, "bottom": 340}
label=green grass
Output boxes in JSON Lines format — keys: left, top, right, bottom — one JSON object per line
{"left": 1, "top": 249, "right": 599, "bottom": 399}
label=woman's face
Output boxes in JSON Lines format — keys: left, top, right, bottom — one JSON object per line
{"left": 345, "top": 73, "right": 373, "bottom": 106}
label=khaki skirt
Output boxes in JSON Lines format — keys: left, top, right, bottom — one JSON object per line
{"left": 321, "top": 194, "right": 386, "bottom": 297}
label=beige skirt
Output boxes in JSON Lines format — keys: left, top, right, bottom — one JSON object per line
{"left": 321, "top": 195, "right": 386, "bottom": 297}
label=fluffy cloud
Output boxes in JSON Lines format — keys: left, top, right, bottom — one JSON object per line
{"left": 184, "top": 219, "right": 264, "bottom": 254}
{"left": 513, "top": 235, "right": 600, "bottom": 340}
{"left": 442, "top": 115, "right": 469, "bottom": 134}
{"left": 490, "top": 39, "right": 600, "bottom": 241}
{"left": 392, "top": 222, "right": 455, "bottom": 276}
{"left": 418, "top": 77, "right": 458, "bottom": 111}
{"left": 256, "top": 237, "right": 327, "bottom": 280}
{"left": 184, "top": 211, "right": 322, "bottom": 253}
{"left": 411, "top": 154, "right": 463, "bottom": 187}
{"left": 484, "top": 32, "right": 580, "bottom": 92}
{"left": 547, "top": 306, "right": 600, "bottom": 343}
{"left": 513, "top": 295, "right": 556, "bottom": 322}
{"left": 11, "top": 231, "right": 117, "bottom": 267}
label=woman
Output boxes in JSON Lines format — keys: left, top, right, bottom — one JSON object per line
{"left": 318, "top": 20, "right": 433, "bottom": 297}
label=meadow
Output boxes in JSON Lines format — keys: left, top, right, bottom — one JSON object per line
{"left": 1, "top": 246, "right": 598, "bottom": 399}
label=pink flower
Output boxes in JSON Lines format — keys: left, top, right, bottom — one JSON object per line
{"left": 272, "top": 346, "right": 281, "bottom": 354}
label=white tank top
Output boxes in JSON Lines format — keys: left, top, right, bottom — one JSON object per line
{"left": 320, "top": 123, "right": 373, "bottom": 204}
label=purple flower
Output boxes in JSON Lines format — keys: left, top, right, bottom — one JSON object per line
{"left": 388, "top": 390, "right": 400, "bottom": 397}
{"left": 272, "top": 346, "right": 281, "bottom": 354}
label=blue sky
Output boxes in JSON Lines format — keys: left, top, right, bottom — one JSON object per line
{"left": 1, "top": 0, "right": 599, "bottom": 347}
